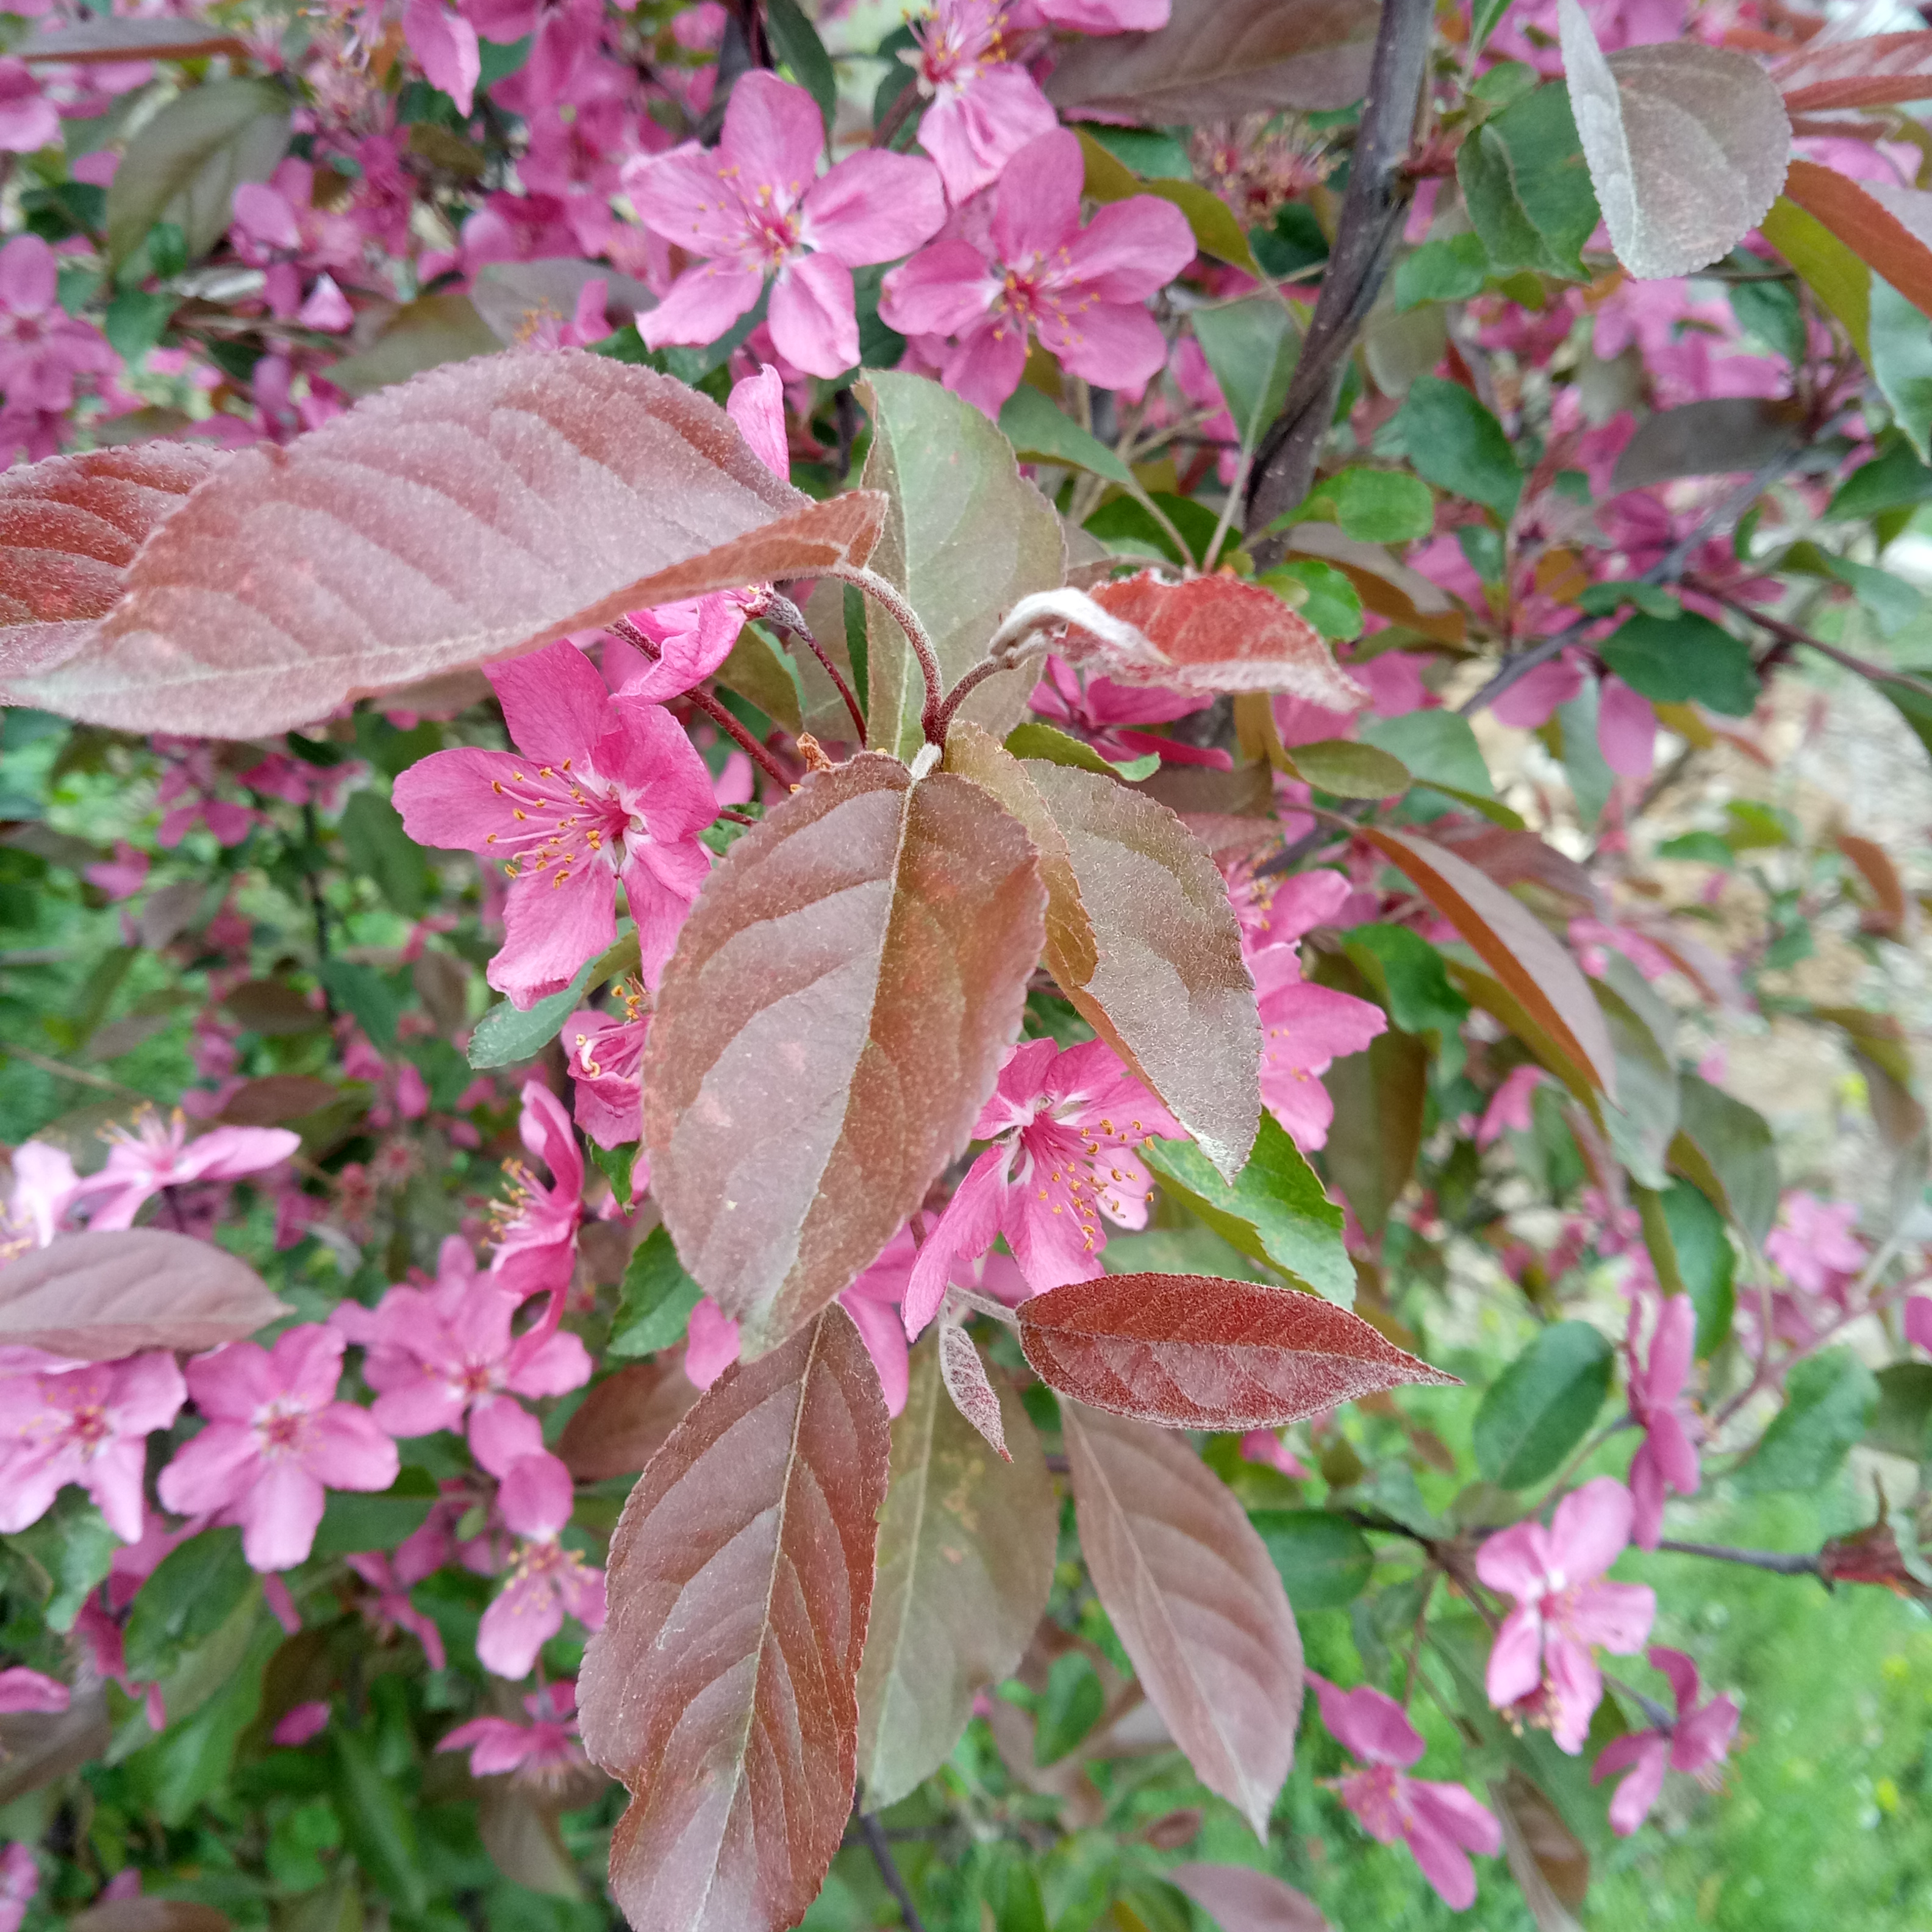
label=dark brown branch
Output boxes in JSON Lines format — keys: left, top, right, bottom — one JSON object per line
{"left": 1243, "top": 0, "right": 1433, "bottom": 551}
{"left": 1654, "top": 1539, "right": 1821, "bottom": 1576}
{"left": 856, "top": 1812, "right": 929, "bottom": 1932}
{"left": 1705, "top": 584, "right": 1932, "bottom": 704}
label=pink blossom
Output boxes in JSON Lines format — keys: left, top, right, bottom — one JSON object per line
{"left": 0, "top": 1667, "right": 67, "bottom": 1714}
{"left": 1310, "top": 1674, "right": 1501, "bottom": 1910}
{"left": 1477, "top": 1065, "right": 1547, "bottom": 1149}
{"left": 0, "top": 61, "right": 57, "bottom": 154}
{"left": 1475, "top": 1476, "right": 1656, "bottom": 1753}
{"left": 564, "top": 1001, "right": 649, "bottom": 1151}
{"left": 904, "top": 1038, "right": 1176, "bottom": 1336}
{"left": 157, "top": 1326, "right": 399, "bottom": 1572}
{"left": 0, "top": 1842, "right": 38, "bottom": 1932}
{"left": 488, "top": 1082, "right": 585, "bottom": 1306}
{"left": 1597, "top": 676, "right": 1657, "bottom": 779}
{"left": 438, "top": 1681, "right": 590, "bottom": 1789}
{"left": 1765, "top": 1192, "right": 1865, "bottom": 1297}
{"left": 1590, "top": 1646, "right": 1739, "bottom": 1834}
{"left": 682, "top": 1296, "right": 742, "bottom": 1392}
{"left": 298, "top": 274, "right": 354, "bottom": 333}
{"left": 0, "top": 234, "right": 116, "bottom": 413}
{"left": 880, "top": 130, "right": 1194, "bottom": 414}
{"left": 625, "top": 73, "right": 945, "bottom": 379}
{"left": 272, "top": 1700, "right": 332, "bottom": 1747}
{"left": 0, "top": 1351, "right": 186, "bottom": 1541}
{"left": 1246, "top": 916, "right": 1387, "bottom": 1151}
{"left": 393, "top": 639, "right": 715, "bottom": 1006}
{"left": 404, "top": 0, "right": 481, "bottom": 114}
{"left": 71, "top": 1109, "right": 298, "bottom": 1233}
{"left": 1240, "top": 1429, "right": 1311, "bottom": 1479}
{"left": 2, "top": 1140, "right": 77, "bottom": 1257}
{"left": 1625, "top": 1292, "right": 1699, "bottom": 1550}
{"left": 1029, "top": 657, "right": 1228, "bottom": 768}
{"left": 346, "top": 1529, "right": 449, "bottom": 1671}
{"left": 904, "top": 0, "right": 1057, "bottom": 204}
{"left": 83, "top": 841, "right": 149, "bottom": 902}
{"left": 1906, "top": 1295, "right": 1932, "bottom": 1354}
{"left": 476, "top": 1452, "right": 604, "bottom": 1680}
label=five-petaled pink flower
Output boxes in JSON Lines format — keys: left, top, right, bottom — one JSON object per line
{"left": 477, "top": 1452, "right": 606, "bottom": 1680}
{"left": 0, "top": 1667, "right": 68, "bottom": 1714}
{"left": 1310, "top": 1673, "right": 1502, "bottom": 1911}
{"left": 1626, "top": 1292, "right": 1699, "bottom": 1550}
{"left": 1476, "top": 1476, "right": 1656, "bottom": 1753}
{"left": 157, "top": 1325, "right": 399, "bottom": 1572}
{"left": 903, "top": 1037, "right": 1176, "bottom": 1337}
{"left": 0, "top": 234, "right": 115, "bottom": 413}
{"left": 624, "top": 73, "right": 946, "bottom": 379}
{"left": 1590, "top": 1646, "right": 1739, "bottom": 1834}
{"left": 487, "top": 1082, "right": 586, "bottom": 1307}
{"left": 879, "top": 128, "right": 1195, "bottom": 416}
{"left": 564, "top": 1000, "right": 651, "bottom": 1153}
{"left": 1030, "top": 656, "right": 1228, "bottom": 770}
{"left": 438, "top": 1680, "right": 590, "bottom": 1790}
{"left": 394, "top": 638, "right": 715, "bottom": 1007}
{"left": 0, "top": 1350, "right": 186, "bottom": 1541}
{"left": 347, "top": 1510, "right": 454, "bottom": 1672}
{"left": 904, "top": 0, "right": 1056, "bottom": 204}
{"left": 1476, "top": 1064, "right": 1547, "bottom": 1150}
{"left": 73, "top": 1110, "right": 299, "bottom": 1232}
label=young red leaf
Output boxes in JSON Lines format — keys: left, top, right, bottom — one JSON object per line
{"left": 0, "top": 1229, "right": 290, "bottom": 1359}
{"left": 943, "top": 724, "right": 1261, "bottom": 1181}
{"left": 1059, "top": 570, "right": 1368, "bottom": 709}
{"left": 1062, "top": 1400, "right": 1303, "bottom": 1839}
{"left": 937, "top": 1318, "right": 1009, "bottom": 1459}
{"left": 7, "top": 351, "right": 886, "bottom": 735}
{"left": 1359, "top": 826, "right": 1619, "bottom": 1100}
{"left": 643, "top": 753, "right": 1045, "bottom": 1356}
{"left": 856, "top": 1333, "right": 1056, "bottom": 1808}
{"left": 1773, "top": 29, "right": 1932, "bottom": 112}
{"left": 1559, "top": 0, "right": 1791, "bottom": 280}
{"left": 578, "top": 1305, "right": 889, "bottom": 1932}
{"left": 0, "top": 443, "right": 222, "bottom": 679}
{"left": 1018, "top": 1273, "right": 1454, "bottom": 1429}
{"left": 1165, "top": 1863, "right": 1332, "bottom": 1932}
{"left": 1781, "top": 158, "right": 1932, "bottom": 319}
{"left": 556, "top": 1359, "right": 698, "bottom": 1482}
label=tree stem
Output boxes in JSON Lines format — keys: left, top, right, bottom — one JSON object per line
{"left": 831, "top": 567, "right": 946, "bottom": 746}
{"left": 765, "top": 591, "right": 868, "bottom": 744}
{"left": 856, "top": 1812, "right": 928, "bottom": 1932}
{"left": 1653, "top": 1539, "right": 1821, "bottom": 1576}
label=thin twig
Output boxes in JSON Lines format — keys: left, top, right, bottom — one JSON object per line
{"left": 0, "top": 1040, "right": 149, "bottom": 1100}
{"left": 831, "top": 566, "right": 946, "bottom": 746}
{"left": 765, "top": 591, "right": 867, "bottom": 744}
{"left": 1653, "top": 1539, "right": 1821, "bottom": 1577}
{"left": 856, "top": 1812, "right": 929, "bottom": 1932}
{"left": 1706, "top": 585, "right": 1932, "bottom": 704}
{"left": 685, "top": 687, "right": 794, "bottom": 789}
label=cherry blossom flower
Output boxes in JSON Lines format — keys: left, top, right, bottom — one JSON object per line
{"left": 1626, "top": 1292, "right": 1699, "bottom": 1549}
{"left": 904, "top": 0, "right": 1057, "bottom": 204}
{"left": 1476, "top": 1064, "right": 1547, "bottom": 1149}
{"left": 1590, "top": 1646, "right": 1740, "bottom": 1834}
{"left": 347, "top": 1533, "right": 450, "bottom": 1672}
{"left": 83, "top": 842, "right": 149, "bottom": 903}
{"left": 1476, "top": 1476, "right": 1656, "bottom": 1753}
{"left": 1240, "top": 1428, "right": 1312, "bottom": 1479}
{"left": 477, "top": 1452, "right": 605, "bottom": 1680}
{"left": 2, "top": 1140, "right": 77, "bottom": 1258}
{"left": 438, "top": 1680, "right": 590, "bottom": 1789}
{"left": 0, "top": 1667, "right": 67, "bottom": 1714}
{"left": 624, "top": 73, "right": 946, "bottom": 379}
{"left": 1765, "top": 1191, "right": 1865, "bottom": 1297}
{"left": 0, "top": 1350, "right": 187, "bottom": 1541}
{"left": 0, "top": 1842, "right": 38, "bottom": 1932}
{"left": 403, "top": 0, "right": 481, "bottom": 115}
{"left": 0, "top": 234, "right": 116, "bottom": 413}
{"left": 879, "top": 129, "right": 1195, "bottom": 415}
{"left": 1029, "top": 657, "right": 1228, "bottom": 770}
{"left": 0, "top": 61, "right": 57, "bottom": 154}
{"left": 903, "top": 1038, "right": 1177, "bottom": 1337}
{"left": 487, "top": 1082, "right": 585, "bottom": 1306}
{"left": 272, "top": 1701, "right": 332, "bottom": 1747}
{"left": 157, "top": 1326, "right": 399, "bottom": 1572}
{"left": 1309, "top": 1673, "right": 1501, "bottom": 1910}
{"left": 71, "top": 1110, "right": 299, "bottom": 1233}
{"left": 564, "top": 997, "right": 649, "bottom": 1151}
{"left": 393, "top": 639, "right": 715, "bottom": 1007}
{"left": 1906, "top": 1294, "right": 1932, "bottom": 1354}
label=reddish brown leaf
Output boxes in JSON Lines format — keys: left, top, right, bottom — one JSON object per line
{"left": 1018, "top": 1273, "right": 1453, "bottom": 1429}
{"left": 7, "top": 351, "right": 886, "bottom": 735}
{"left": 1060, "top": 570, "right": 1368, "bottom": 708}
{"left": 20, "top": 17, "right": 249, "bottom": 59}
{"left": 937, "top": 1318, "right": 1009, "bottom": 1459}
{"left": 70, "top": 1903, "right": 233, "bottom": 1932}
{"left": 0, "top": 1230, "right": 290, "bottom": 1359}
{"left": 943, "top": 725, "right": 1261, "bottom": 1180}
{"left": 1773, "top": 29, "right": 1932, "bottom": 111}
{"left": 0, "top": 442, "right": 222, "bottom": 679}
{"left": 1781, "top": 158, "right": 1932, "bottom": 318}
{"left": 579, "top": 1306, "right": 889, "bottom": 1932}
{"left": 0, "top": 1687, "right": 110, "bottom": 1806}
{"left": 1837, "top": 832, "right": 1911, "bottom": 937}
{"left": 557, "top": 1360, "right": 699, "bottom": 1482}
{"left": 1062, "top": 1401, "right": 1302, "bottom": 1838}
{"left": 1359, "top": 826, "right": 1617, "bottom": 1099}
{"left": 1166, "top": 1862, "right": 1331, "bottom": 1932}
{"left": 643, "top": 753, "right": 1045, "bottom": 1356}
{"left": 218, "top": 1075, "right": 341, "bottom": 1126}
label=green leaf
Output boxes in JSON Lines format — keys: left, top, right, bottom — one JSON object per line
{"left": 123, "top": 1527, "right": 256, "bottom": 1684}
{"left": 1003, "top": 719, "right": 1157, "bottom": 781}
{"left": 466, "top": 929, "right": 637, "bottom": 1068}
{"left": 1827, "top": 435, "right": 1932, "bottom": 520}
{"left": 103, "top": 288, "right": 176, "bottom": 367}
{"left": 1393, "top": 232, "right": 1488, "bottom": 310}
{"left": 309, "top": 1467, "right": 438, "bottom": 1558}
{"left": 589, "top": 1137, "right": 639, "bottom": 1209}
{"left": 1250, "top": 1508, "right": 1375, "bottom": 1610}
{"left": 1821, "top": 553, "right": 1923, "bottom": 638}
{"left": 1659, "top": 1179, "right": 1735, "bottom": 1357}
{"left": 1391, "top": 376, "right": 1523, "bottom": 518}
{"left": 127, "top": 1608, "right": 277, "bottom": 1827}
{"left": 337, "top": 789, "right": 434, "bottom": 918}
{"left": 106, "top": 77, "right": 292, "bottom": 268}
{"left": 1342, "top": 923, "right": 1470, "bottom": 1075}
{"left": 763, "top": 0, "right": 837, "bottom": 132}
{"left": 608, "top": 1223, "right": 704, "bottom": 1356}
{"left": 1033, "top": 1651, "right": 1106, "bottom": 1766}
{"left": 315, "top": 959, "right": 405, "bottom": 1050}
{"left": 1193, "top": 295, "right": 1298, "bottom": 453}
{"left": 1737, "top": 1348, "right": 1878, "bottom": 1494}
{"left": 1670, "top": 1073, "right": 1778, "bottom": 1247}
{"left": 1554, "top": 684, "right": 1614, "bottom": 831}
{"left": 1873, "top": 277, "right": 1932, "bottom": 464}
{"left": 1, "top": 1490, "right": 118, "bottom": 1631}
{"left": 1260, "top": 559, "right": 1362, "bottom": 640}
{"left": 478, "top": 31, "right": 532, "bottom": 85}
{"left": 1140, "top": 1114, "right": 1353, "bottom": 1303}
{"left": 998, "top": 381, "right": 1134, "bottom": 487}
{"left": 329, "top": 1723, "right": 428, "bottom": 1915}
{"left": 1287, "top": 737, "right": 1409, "bottom": 799}
{"left": 1301, "top": 465, "right": 1436, "bottom": 543}
{"left": 1866, "top": 1362, "right": 1932, "bottom": 1462}
{"left": 1459, "top": 83, "right": 1598, "bottom": 279}
{"left": 1472, "top": 1321, "right": 1614, "bottom": 1489}
{"left": 1359, "top": 709, "right": 1497, "bottom": 799}
{"left": 1599, "top": 611, "right": 1758, "bottom": 717}
{"left": 1762, "top": 195, "right": 1870, "bottom": 363}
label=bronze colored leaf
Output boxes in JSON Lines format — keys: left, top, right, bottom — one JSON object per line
{"left": 0, "top": 442, "right": 222, "bottom": 679}
{"left": 1781, "top": 158, "right": 1932, "bottom": 320}
{"left": 579, "top": 1306, "right": 889, "bottom": 1932}
{"left": 943, "top": 724, "right": 1260, "bottom": 1181}
{"left": 9, "top": 351, "right": 886, "bottom": 735}
{"left": 643, "top": 753, "right": 1045, "bottom": 1355}
{"left": 20, "top": 16, "right": 249, "bottom": 59}
{"left": 478, "top": 1783, "right": 584, "bottom": 1900}
{"left": 557, "top": 1361, "right": 699, "bottom": 1482}
{"left": 856, "top": 1335, "right": 1057, "bottom": 1808}
{"left": 937, "top": 1318, "right": 1008, "bottom": 1458}
{"left": 1360, "top": 826, "right": 1617, "bottom": 1099}
{"left": 218, "top": 1075, "right": 341, "bottom": 1126}
{"left": 0, "top": 1230, "right": 290, "bottom": 1359}
{"left": 0, "top": 1686, "right": 110, "bottom": 1806}
{"left": 1046, "top": 0, "right": 1377, "bottom": 121}
{"left": 1490, "top": 1770, "right": 1589, "bottom": 1930}
{"left": 1165, "top": 1863, "right": 1331, "bottom": 1932}
{"left": 1837, "top": 832, "right": 1911, "bottom": 938}
{"left": 1061, "top": 1401, "right": 1303, "bottom": 1839}
{"left": 71, "top": 1903, "right": 234, "bottom": 1932}
{"left": 1018, "top": 1273, "right": 1454, "bottom": 1429}
{"left": 1773, "top": 29, "right": 1932, "bottom": 112}
{"left": 1609, "top": 397, "right": 1801, "bottom": 492}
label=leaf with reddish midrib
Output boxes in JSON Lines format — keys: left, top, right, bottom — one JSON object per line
{"left": 0, "top": 442, "right": 223, "bottom": 680}
{"left": 1781, "top": 159, "right": 1932, "bottom": 320}
{"left": 0, "top": 1230, "right": 290, "bottom": 1359}
{"left": 7, "top": 351, "right": 886, "bottom": 735}
{"left": 1773, "top": 29, "right": 1932, "bottom": 112}
{"left": 643, "top": 753, "right": 1045, "bottom": 1356}
{"left": 1062, "top": 1401, "right": 1303, "bottom": 1839}
{"left": 1019, "top": 1273, "right": 1455, "bottom": 1429}
{"left": 578, "top": 1306, "right": 889, "bottom": 1932}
